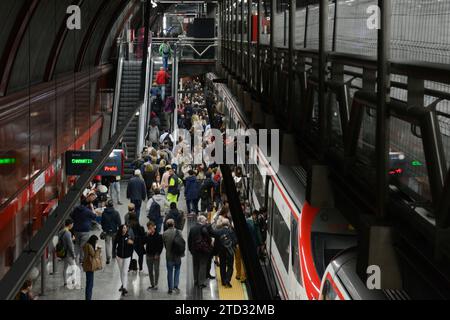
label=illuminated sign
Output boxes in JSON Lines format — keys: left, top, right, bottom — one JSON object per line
{"left": 411, "top": 160, "right": 423, "bottom": 166}
{"left": 389, "top": 168, "right": 403, "bottom": 176}
{"left": 104, "top": 166, "right": 118, "bottom": 172}
{"left": 0, "top": 158, "right": 16, "bottom": 165}
{"left": 71, "top": 159, "right": 93, "bottom": 165}
{"left": 66, "top": 150, "right": 123, "bottom": 176}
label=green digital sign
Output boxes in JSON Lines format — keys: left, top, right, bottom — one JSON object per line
{"left": 71, "top": 159, "right": 93, "bottom": 165}
{"left": 0, "top": 158, "right": 16, "bottom": 165}
{"left": 412, "top": 160, "right": 423, "bottom": 166}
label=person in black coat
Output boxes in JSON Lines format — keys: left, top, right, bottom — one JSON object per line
{"left": 101, "top": 200, "right": 122, "bottom": 264}
{"left": 208, "top": 218, "right": 237, "bottom": 288}
{"left": 188, "top": 215, "right": 213, "bottom": 288}
{"left": 113, "top": 225, "right": 134, "bottom": 296}
{"left": 164, "top": 202, "right": 184, "bottom": 231}
{"left": 142, "top": 163, "right": 158, "bottom": 199}
{"left": 144, "top": 221, "right": 164, "bottom": 290}
{"left": 126, "top": 169, "right": 147, "bottom": 220}
{"left": 128, "top": 212, "right": 146, "bottom": 272}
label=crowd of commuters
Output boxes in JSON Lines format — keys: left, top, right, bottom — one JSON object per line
{"left": 19, "top": 75, "right": 268, "bottom": 300}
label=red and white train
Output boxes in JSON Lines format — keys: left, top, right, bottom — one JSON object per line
{"left": 206, "top": 73, "right": 398, "bottom": 300}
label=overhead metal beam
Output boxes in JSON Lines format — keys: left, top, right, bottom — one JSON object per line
{"left": 44, "top": 0, "right": 85, "bottom": 82}
{"left": 140, "top": 0, "right": 152, "bottom": 99}
{"left": 0, "top": 0, "right": 41, "bottom": 96}
{"left": 75, "top": 0, "right": 111, "bottom": 72}
{"left": 95, "top": 0, "right": 134, "bottom": 66}
{"left": 288, "top": 0, "right": 296, "bottom": 131}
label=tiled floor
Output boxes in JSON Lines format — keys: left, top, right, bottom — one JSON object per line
{"left": 36, "top": 183, "right": 219, "bottom": 300}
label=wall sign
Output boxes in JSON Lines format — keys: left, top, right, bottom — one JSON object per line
{"left": 65, "top": 150, "right": 123, "bottom": 176}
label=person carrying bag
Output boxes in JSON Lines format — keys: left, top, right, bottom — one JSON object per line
{"left": 82, "top": 235, "right": 102, "bottom": 300}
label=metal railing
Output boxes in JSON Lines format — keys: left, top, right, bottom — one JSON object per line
{"left": 137, "top": 46, "right": 153, "bottom": 155}
{"left": 150, "top": 37, "right": 218, "bottom": 61}
{"left": 111, "top": 44, "right": 124, "bottom": 135}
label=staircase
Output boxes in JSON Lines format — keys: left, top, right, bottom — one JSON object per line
{"left": 117, "top": 61, "right": 142, "bottom": 180}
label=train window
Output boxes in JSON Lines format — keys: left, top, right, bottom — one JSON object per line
{"left": 321, "top": 280, "right": 338, "bottom": 301}
{"left": 271, "top": 202, "right": 290, "bottom": 272}
{"left": 389, "top": 117, "right": 431, "bottom": 202}
{"left": 276, "top": 0, "right": 289, "bottom": 13}
{"left": 252, "top": 164, "right": 265, "bottom": 208}
{"left": 329, "top": 92, "right": 344, "bottom": 151}
{"left": 311, "top": 232, "right": 356, "bottom": 279}
{"left": 261, "top": 0, "right": 271, "bottom": 36}
{"left": 291, "top": 218, "right": 302, "bottom": 285}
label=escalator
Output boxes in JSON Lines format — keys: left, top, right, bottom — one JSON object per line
{"left": 150, "top": 58, "right": 172, "bottom": 132}
{"left": 116, "top": 60, "right": 141, "bottom": 180}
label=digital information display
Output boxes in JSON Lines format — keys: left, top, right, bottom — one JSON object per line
{"left": 65, "top": 150, "right": 123, "bottom": 176}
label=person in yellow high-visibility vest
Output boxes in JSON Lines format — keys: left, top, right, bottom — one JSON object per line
{"left": 167, "top": 167, "right": 182, "bottom": 205}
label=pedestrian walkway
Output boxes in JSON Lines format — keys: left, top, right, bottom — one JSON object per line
{"left": 38, "top": 183, "right": 219, "bottom": 300}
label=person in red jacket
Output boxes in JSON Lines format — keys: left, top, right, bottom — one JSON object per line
{"left": 155, "top": 67, "right": 170, "bottom": 101}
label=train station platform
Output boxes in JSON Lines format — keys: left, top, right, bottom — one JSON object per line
{"left": 34, "top": 184, "right": 246, "bottom": 301}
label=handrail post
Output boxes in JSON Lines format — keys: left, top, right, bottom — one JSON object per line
{"left": 111, "top": 51, "right": 124, "bottom": 135}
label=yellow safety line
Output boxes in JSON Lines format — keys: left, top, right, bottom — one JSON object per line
{"left": 215, "top": 265, "right": 246, "bottom": 300}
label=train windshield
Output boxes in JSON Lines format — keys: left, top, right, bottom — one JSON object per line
{"left": 311, "top": 208, "right": 357, "bottom": 279}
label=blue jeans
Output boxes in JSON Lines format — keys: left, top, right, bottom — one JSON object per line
{"left": 85, "top": 272, "right": 94, "bottom": 300}
{"left": 131, "top": 199, "right": 142, "bottom": 220}
{"left": 156, "top": 221, "right": 163, "bottom": 234}
{"left": 161, "top": 85, "right": 166, "bottom": 102}
{"left": 166, "top": 261, "right": 181, "bottom": 290}
{"left": 163, "top": 56, "right": 169, "bottom": 70}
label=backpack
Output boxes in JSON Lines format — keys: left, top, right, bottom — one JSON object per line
{"left": 152, "top": 97, "right": 162, "bottom": 113}
{"left": 193, "top": 229, "right": 212, "bottom": 255}
{"left": 219, "top": 229, "right": 235, "bottom": 256}
{"left": 147, "top": 199, "right": 161, "bottom": 222}
{"left": 172, "top": 230, "right": 186, "bottom": 257}
{"left": 200, "top": 180, "right": 211, "bottom": 200}
{"left": 56, "top": 232, "right": 67, "bottom": 259}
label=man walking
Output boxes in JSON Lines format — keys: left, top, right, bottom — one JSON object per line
{"left": 163, "top": 219, "right": 185, "bottom": 294}
{"left": 101, "top": 200, "right": 122, "bottom": 264}
{"left": 126, "top": 169, "right": 147, "bottom": 220}
{"left": 209, "top": 218, "right": 237, "bottom": 288}
{"left": 145, "top": 221, "right": 164, "bottom": 290}
{"left": 71, "top": 191, "right": 99, "bottom": 263}
{"left": 188, "top": 215, "right": 212, "bottom": 288}
{"left": 155, "top": 67, "right": 170, "bottom": 101}
{"left": 159, "top": 40, "right": 173, "bottom": 70}
{"left": 59, "top": 218, "right": 76, "bottom": 287}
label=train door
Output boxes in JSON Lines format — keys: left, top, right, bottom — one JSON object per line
{"left": 267, "top": 178, "right": 274, "bottom": 267}
{"left": 289, "top": 215, "right": 307, "bottom": 299}
{"left": 267, "top": 178, "right": 291, "bottom": 299}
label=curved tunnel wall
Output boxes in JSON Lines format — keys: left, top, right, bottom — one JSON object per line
{"left": 0, "top": 0, "right": 141, "bottom": 279}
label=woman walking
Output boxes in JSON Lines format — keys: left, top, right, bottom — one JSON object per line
{"left": 114, "top": 224, "right": 134, "bottom": 296}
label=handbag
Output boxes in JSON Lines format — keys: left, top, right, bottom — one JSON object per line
{"left": 93, "top": 249, "right": 103, "bottom": 271}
